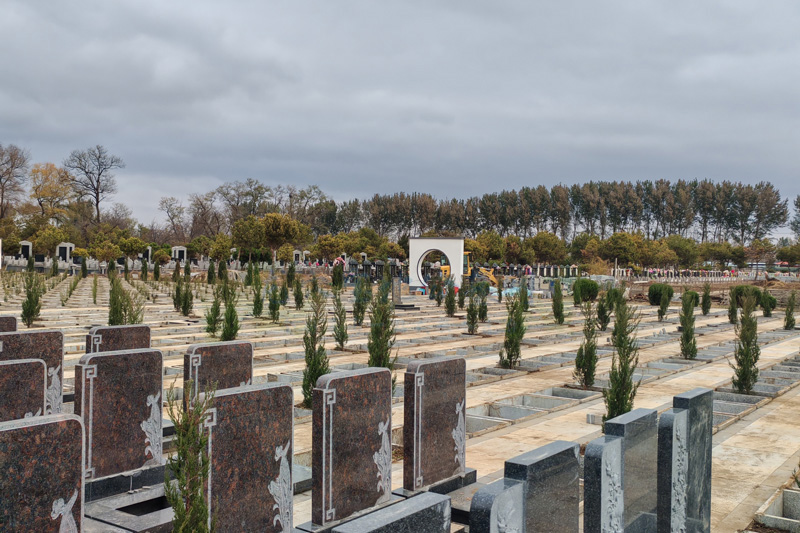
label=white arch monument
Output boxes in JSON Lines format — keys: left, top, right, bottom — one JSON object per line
{"left": 408, "top": 237, "right": 465, "bottom": 289}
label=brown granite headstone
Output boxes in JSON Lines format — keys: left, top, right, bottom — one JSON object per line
{"left": 0, "top": 359, "right": 46, "bottom": 422}
{"left": 85, "top": 324, "right": 151, "bottom": 354}
{"left": 0, "top": 330, "right": 64, "bottom": 414}
{"left": 75, "top": 348, "right": 163, "bottom": 479}
{"left": 0, "top": 316, "right": 17, "bottom": 332}
{"left": 312, "top": 367, "right": 393, "bottom": 527}
{"left": 0, "top": 414, "right": 84, "bottom": 531}
{"left": 183, "top": 341, "right": 253, "bottom": 402}
{"left": 403, "top": 356, "right": 467, "bottom": 491}
{"left": 201, "top": 383, "right": 293, "bottom": 532}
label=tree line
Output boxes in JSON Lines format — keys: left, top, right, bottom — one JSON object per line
{"left": 2, "top": 142, "right": 800, "bottom": 270}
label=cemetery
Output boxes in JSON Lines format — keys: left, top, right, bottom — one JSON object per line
{"left": 1, "top": 254, "right": 800, "bottom": 533}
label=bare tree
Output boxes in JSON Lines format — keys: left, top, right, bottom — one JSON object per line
{"left": 159, "top": 196, "right": 187, "bottom": 243}
{"left": 63, "top": 145, "right": 124, "bottom": 222}
{"left": 0, "top": 143, "right": 31, "bottom": 219}
{"left": 188, "top": 191, "right": 223, "bottom": 237}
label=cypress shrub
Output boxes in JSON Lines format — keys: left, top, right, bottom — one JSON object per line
{"left": 294, "top": 279, "right": 305, "bottom": 311}
{"left": 252, "top": 275, "right": 264, "bottom": 318}
{"left": 475, "top": 282, "right": 490, "bottom": 323}
{"left": 367, "top": 279, "right": 396, "bottom": 377}
{"left": 21, "top": 271, "right": 43, "bottom": 327}
{"left": 731, "top": 295, "right": 760, "bottom": 394}
{"left": 785, "top": 290, "right": 796, "bottom": 330}
{"left": 184, "top": 259, "right": 191, "bottom": 281}
{"left": 172, "top": 262, "right": 180, "bottom": 283}
{"left": 499, "top": 295, "right": 525, "bottom": 368}
{"left": 648, "top": 283, "right": 674, "bottom": 306}
{"left": 573, "top": 278, "right": 599, "bottom": 306}
{"left": 205, "top": 287, "right": 222, "bottom": 336}
{"left": 287, "top": 262, "right": 296, "bottom": 288}
{"left": 207, "top": 261, "right": 215, "bottom": 284}
{"left": 180, "top": 280, "right": 193, "bottom": 317}
{"left": 603, "top": 300, "right": 641, "bottom": 428}
{"left": 153, "top": 261, "right": 160, "bottom": 281}
{"left": 81, "top": 256, "right": 88, "bottom": 279}
{"left": 552, "top": 279, "right": 564, "bottom": 325}
{"left": 457, "top": 279, "right": 467, "bottom": 310}
{"left": 761, "top": 290, "right": 777, "bottom": 317}
{"left": 680, "top": 291, "right": 697, "bottom": 359}
{"left": 280, "top": 279, "right": 289, "bottom": 306}
{"left": 728, "top": 287, "right": 738, "bottom": 325}
{"left": 701, "top": 282, "right": 711, "bottom": 315}
{"left": 497, "top": 275, "right": 504, "bottom": 303}
{"left": 352, "top": 277, "right": 371, "bottom": 326}
{"left": 574, "top": 300, "right": 598, "bottom": 388}
{"left": 519, "top": 276, "right": 529, "bottom": 312}
{"left": 268, "top": 283, "right": 280, "bottom": 323}
{"left": 596, "top": 291, "right": 611, "bottom": 332}
{"left": 433, "top": 276, "right": 443, "bottom": 307}
{"left": 310, "top": 275, "right": 319, "bottom": 296}
{"left": 466, "top": 294, "right": 479, "bottom": 335}
{"left": 444, "top": 277, "right": 456, "bottom": 317}
{"left": 333, "top": 290, "right": 348, "bottom": 350}
{"left": 92, "top": 274, "right": 98, "bottom": 304}
{"left": 142, "top": 260, "right": 148, "bottom": 282}
{"left": 108, "top": 274, "right": 125, "bottom": 326}
{"left": 302, "top": 290, "right": 330, "bottom": 408}
{"left": 658, "top": 288, "right": 670, "bottom": 321}
{"left": 332, "top": 264, "right": 344, "bottom": 291}
{"left": 217, "top": 260, "right": 227, "bottom": 282}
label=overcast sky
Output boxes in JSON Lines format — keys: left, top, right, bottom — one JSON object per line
{"left": 2, "top": 1, "right": 799, "bottom": 226}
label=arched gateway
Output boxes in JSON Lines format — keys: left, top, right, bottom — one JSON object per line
{"left": 408, "top": 237, "right": 465, "bottom": 289}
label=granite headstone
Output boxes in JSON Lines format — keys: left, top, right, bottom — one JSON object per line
{"left": 202, "top": 383, "right": 293, "bottom": 532}
{"left": 403, "top": 356, "right": 466, "bottom": 492}
{"left": 332, "top": 492, "right": 452, "bottom": 533}
{"left": 311, "top": 367, "right": 393, "bottom": 527}
{"left": 0, "top": 358, "right": 46, "bottom": 421}
{"left": 75, "top": 348, "right": 163, "bottom": 479}
{"left": 183, "top": 341, "right": 253, "bottom": 402}
{"left": 85, "top": 324, "right": 151, "bottom": 354}
{"left": 0, "top": 414, "right": 84, "bottom": 531}
{"left": 584, "top": 433, "right": 624, "bottom": 533}
{"left": 0, "top": 330, "right": 64, "bottom": 414}
{"left": 0, "top": 316, "right": 17, "bottom": 332}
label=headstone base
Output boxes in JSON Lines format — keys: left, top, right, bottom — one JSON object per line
{"left": 392, "top": 467, "right": 477, "bottom": 499}
{"left": 296, "top": 494, "right": 404, "bottom": 533}
{"left": 85, "top": 465, "right": 166, "bottom": 503}
{"left": 84, "top": 483, "right": 173, "bottom": 533}
{"left": 331, "top": 492, "right": 452, "bottom": 533}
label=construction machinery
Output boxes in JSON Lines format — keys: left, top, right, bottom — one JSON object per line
{"left": 441, "top": 252, "right": 498, "bottom": 287}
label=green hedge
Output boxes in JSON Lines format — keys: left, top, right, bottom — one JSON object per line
{"left": 730, "top": 285, "right": 762, "bottom": 308}
{"left": 684, "top": 290, "right": 699, "bottom": 307}
{"left": 648, "top": 284, "right": 674, "bottom": 306}
{"left": 573, "top": 278, "right": 600, "bottom": 306}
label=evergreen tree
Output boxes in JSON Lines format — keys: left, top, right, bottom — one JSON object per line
{"left": 367, "top": 279, "right": 396, "bottom": 374}
{"left": 220, "top": 289, "right": 239, "bottom": 341}
{"left": 352, "top": 277, "right": 371, "bottom": 326}
{"left": 92, "top": 274, "right": 98, "bottom": 304}
{"left": 26, "top": 256, "right": 35, "bottom": 273}
{"left": 466, "top": 294, "right": 479, "bottom": 335}
{"left": 333, "top": 289, "right": 348, "bottom": 350}
{"left": 153, "top": 260, "right": 160, "bottom": 281}
{"left": 731, "top": 295, "right": 760, "bottom": 394}
{"left": 658, "top": 288, "right": 669, "bottom": 321}
{"left": 310, "top": 274, "right": 319, "bottom": 296}
{"left": 332, "top": 264, "right": 344, "bottom": 291}
{"left": 81, "top": 256, "right": 88, "bottom": 279}
{"left": 761, "top": 290, "right": 777, "bottom": 317}
{"left": 51, "top": 256, "right": 59, "bottom": 277}
{"left": 596, "top": 291, "right": 611, "bottom": 331}
{"left": 574, "top": 300, "right": 598, "bottom": 388}
{"left": 142, "top": 260, "right": 148, "bottom": 281}
{"left": 173, "top": 262, "right": 180, "bottom": 283}
{"left": 164, "top": 383, "right": 215, "bottom": 533}
{"left": 458, "top": 279, "right": 468, "bottom": 310}
{"left": 603, "top": 300, "right": 641, "bottom": 428}
{"left": 701, "top": 282, "right": 711, "bottom": 315}
{"left": 21, "top": 271, "right": 43, "bottom": 327}
{"left": 519, "top": 275, "right": 529, "bottom": 312}
{"left": 252, "top": 274, "right": 264, "bottom": 318}
{"left": 728, "top": 288, "right": 738, "bottom": 325}
{"left": 280, "top": 279, "right": 289, "bottom": 305}
{"left": 552, "top": 279, "right": 564, "bottom": 325}
{"left": 243, "top": 261, "right": 253, "bottom": 286}
{"left": 207, "top": 261, "right": 216, "bottom": 285}
{"left": 499, "top": 295, "right": 525, "bottom": 368}
{"left": 476, "top": 282, "right": 489, "bottom": 323}
{"left": 302, "top": 290, "right": 330, "bottom": 408}
{"left": 217, "top": 260, "right": 226, "bottom": 282}
{"left": 180, "top": 280, "right": 193, "bottom": 317}
{"left": 173, "top": 278, "right": 183, "bottom": 311}
{"left": 785, "top": 290, "right": 796, "bottom": 330}
{"left": 433, "top": 276, "right": 443, "bottom": 307}
{"left": 123, "top": 259, "right": 129, "bottom": 281}
{"left": 108, "top": 273, "right": 125, "bottom": 326}
{"left": 184, "top": 259, "right": 191, "bottom": 281}
{"left": 497, "top": 275, "right": 504, "bottom": 303}
{"left": 293, "top": 278, "right": 305, "bottom": 310}
{"left": 205, "top": 287, "right": 222, "bottom": 336}
{"left": 444, "top": 277, "right": 456, "bottom": 317}
{"left": 680, "top": 291, "right": 697, "bottom": 359}
{"left": 287, "top": 262, "right": 296, "bottom": 288}
{"left": 268, "top": 283, "right": 280, "bottom": 323}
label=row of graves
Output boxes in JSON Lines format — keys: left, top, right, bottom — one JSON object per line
{"left": 0, "top": 320, "right": 715, "bottom": 532}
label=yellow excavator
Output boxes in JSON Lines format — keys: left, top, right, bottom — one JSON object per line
{"left": 441, "top": 252, "right": 498, "bottom": 287}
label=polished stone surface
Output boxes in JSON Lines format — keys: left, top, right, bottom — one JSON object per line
{"left": 183, "top": 340, "right": 253, "bottom": 401}
{"left": 331, "top": 492, "right": 452, "bottom": 533}
{"left": 584, "top": 434, "right": 624, "bottom": 533}
{"left": 0, "top": 358, "right": 46, "bottom": 421}
{"left": 504, "top": 440, "right": 580, "bottom": 532}
{"left": 403, "top": 356, "right": 466, "bottom": 491}
{"left": 605, "top": 408, "right": 658, "bottom": 532}
{"left": 0, "top": 414, "right": 84, "bottom": 532}
{"left": 85, "top": 324, "right": 151, "bottom": 353}
{"left": 0, "top": 316, "right": 16, "bottom": 332}
{"left": 312, "top": 367, "right": 392, "bottom": 527}
{"left": 0, "top": 330, "right": 64, "bottom": 414}
{"left": 203, "top": 383, "right": 293, "bottom": 532}
{"left": 672, "top": 387, "right": 713, "bottom": 532}
{"left": 75, "top": 348, "right": 163, "bottom": 479}
{"left": 469, "top": 478, "right": 525, "bottom": 533}
{"left": 657, "top": 407, "right": 693, "bottom": 533}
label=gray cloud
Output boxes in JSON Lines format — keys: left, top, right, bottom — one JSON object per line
{"left": 2, "top": 1, "right": 799, "bottom": 224}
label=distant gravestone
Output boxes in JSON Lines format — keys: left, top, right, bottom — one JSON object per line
{"left": 183, "top": 341, "right": 253, "bottom": 402}
{"left": 658, "top": 388, "right": 713, "bottom": 533}
{"left": 403, "top": 357, "right": 467, "bottom": 492}
{"left": 332, "top": 492, "right": 452, "bottom": 533}
{"left": 309, "top": 367, "right": 393, "bottom": 528}
{"left": 0, "top": 414, "right": 84, "bottom": 532}
{"left": 392, "top": 277, "right": 402, "bottom": 305}
{"left": 0, "top": 359, "right": 46, "bottom": 422}
{"left": 470, "top": 440, "right": 580, "bottom": 533}
{"left": 202, "top": 384, "right": 293, "bottom": 532}
{"left": 0, "top": 330, "right": 64, "bottom": 414}
{"left": 86, "top": 324, "right": 150, "bottom": 354}
{"left": 0, "top": 316, "right": 16, "bottom": 332}
{"left": 75, "top": 348, "right": 163, "bottom": 479}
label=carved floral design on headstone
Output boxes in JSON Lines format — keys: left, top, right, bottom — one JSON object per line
{"left": 269, "top": 440, "right": 293, "bottom": 533}
{"left": 50, "top": 489, "right": 79, "bottom": 533}
{"left": 374, "top": 418, "right": 392, "bottom": 501}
